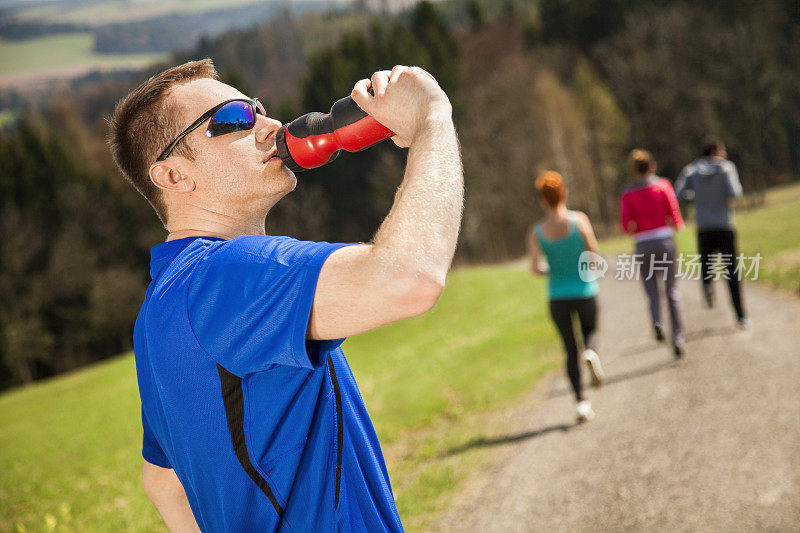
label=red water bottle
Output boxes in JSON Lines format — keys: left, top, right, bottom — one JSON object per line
{"left": 276, "top": 94, "right": 394, "bottom": 172}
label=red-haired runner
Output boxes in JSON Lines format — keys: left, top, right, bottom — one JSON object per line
{"left": 528, "top": 171, "right": 605, "bottom": 423}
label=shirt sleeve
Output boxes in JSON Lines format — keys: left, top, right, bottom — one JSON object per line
{"left": 619, "top": 192, "right": 633, "bottom": 234}
{"left": 142, "top": 408, "right": 171, "bottom": 468}
{"left": 187, "top": 236, "right": 352, "bottom": 376}
{"left": 662, "top": 180, "right": 685, "bottom": 230}
{"left": 725, "top": 162, "right": 743, "bottom": 198}
{"left": 674, "top": 166, "right": 694, "bottom": 201}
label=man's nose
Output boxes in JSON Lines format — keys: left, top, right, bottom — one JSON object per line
{"left": 255, "top": 115, "right": 282, "bottom": 143}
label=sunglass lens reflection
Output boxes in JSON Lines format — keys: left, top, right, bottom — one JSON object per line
{"left": 207, "top": 101, "right": 255, "bottom": 137}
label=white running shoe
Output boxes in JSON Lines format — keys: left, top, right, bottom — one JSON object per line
{"left": 576, "top": 400, "right": 595, "bottom": 423}
{"left": 583, "top": 349, "right": 605, "bottom": 388}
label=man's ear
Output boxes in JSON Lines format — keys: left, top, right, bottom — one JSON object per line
{"left": 148, "top": 162, "right": 195, "bottom": 193}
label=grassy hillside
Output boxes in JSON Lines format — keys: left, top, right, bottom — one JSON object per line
{"left": 0, "top": 355, "right": 157, "bottom": 532}
{"left": 0, "top": 265, "right": 559, "bottom": 532}
{"left": 735, "top": 183, "right": 800, "bottom": 290}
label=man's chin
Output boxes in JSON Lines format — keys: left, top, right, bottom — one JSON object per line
{"left": 269, "top": 167, "right": 297, "bottom": 200}
{"left": 283, "top": 168, "right": 298, "bottom": 193}
{"left": 265, "top": 162, "right": 296, "bottom": 187}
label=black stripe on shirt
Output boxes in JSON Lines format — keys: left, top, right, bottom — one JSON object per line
{"left": 216, "top": 363, "right": 284, "bottom": 517}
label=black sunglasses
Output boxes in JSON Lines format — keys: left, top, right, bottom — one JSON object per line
{"left": 154, "top": 97, "right": 266, "bottom": 163}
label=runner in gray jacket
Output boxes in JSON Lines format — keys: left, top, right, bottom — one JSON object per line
{"left": 675, "top": 137, "right": 749, "bottom": 327}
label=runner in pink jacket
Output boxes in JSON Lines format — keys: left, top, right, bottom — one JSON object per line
{"left": 619, "top": 149, "right": 686, "bottom": 357}
{"left": 620, "top": 175, "right": 684, "bottom": 241}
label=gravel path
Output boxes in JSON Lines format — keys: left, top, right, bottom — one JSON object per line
{"left": 435, "top": 274, "right": 800, "bottom": 532}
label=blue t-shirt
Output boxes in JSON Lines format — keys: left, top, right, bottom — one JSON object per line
{"left": 134, "top": 235, "right": 404, "bottom": 532}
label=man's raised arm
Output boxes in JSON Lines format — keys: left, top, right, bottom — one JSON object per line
{"left": 308, "top": 66, "right": 463, "bottom": 340}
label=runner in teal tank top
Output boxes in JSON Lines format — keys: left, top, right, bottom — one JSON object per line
{"left": 534, "top": 213, "right": 598, "bottom": 300}
{"left": 528, "top": 171, "right": 605, "bottom": 423}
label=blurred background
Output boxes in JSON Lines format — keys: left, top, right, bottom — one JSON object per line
{"left": 0, "top": 0, "right": 798, "bottom": 531}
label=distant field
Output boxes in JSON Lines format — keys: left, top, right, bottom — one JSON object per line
{"left": 0, "top": 33, "right": 166, "bottom": 77}
{"left": 0, "top": 264, "right": 560, "bottom": 532}
{"left": 0, "top": 0, "right": 341, "bottom": 83}
{"left": 13, "top": 0, "right": 341, "bottom": 25}
{"left": 17, "top": 0, "right": 274, "bottom": 25}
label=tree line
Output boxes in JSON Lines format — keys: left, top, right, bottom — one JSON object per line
{"left": 0, "top": 0, "right": 797, "bottom": 388}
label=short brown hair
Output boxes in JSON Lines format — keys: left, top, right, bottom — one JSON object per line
{"left": 108, "top": 59, "right": 219, "bottom": 224}
{"left": 701, "top": 136, "right": 724, "bottom": 157}
{"left": 534, "top": 170, "right": 567, "bottom": 208}
{"left": 629, "top": 149, "right": 654, "bottom": 175}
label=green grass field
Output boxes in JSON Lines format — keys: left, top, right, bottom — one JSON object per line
{"left": 734, "top": 183, "right": 800, "bottom": 289}
{"left": 0, "top": 33, "right": 167, "bottom": 78}
{"left": 1, "top": 182, "right": 798, "bottom": 532}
